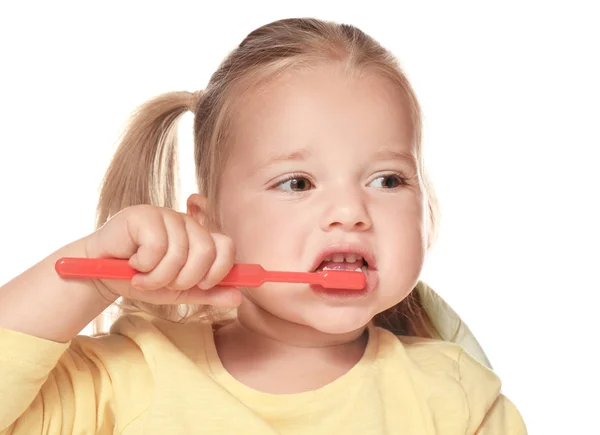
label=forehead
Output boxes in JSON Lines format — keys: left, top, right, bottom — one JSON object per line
{"left": 228, "top": 63, "right": 415, "bottom": 166}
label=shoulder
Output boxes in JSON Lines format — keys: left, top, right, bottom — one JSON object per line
{"left": 65, "top": 314, "right": 164, "bottom": 385}
{"left": 394, "top": 332, "right": 502, "bottom": 399}
{"left": 375, "top": 327, "right": 512, "bottom": 432}
{"left": 376, "top": 328, "right": 480, "bottom": 380}
{"left": 397, "top": 335, "right": 527, "bottom": 433}
{"left": 396, "top": 333, "right": 466, "bottom": 367}
{"left": 65, "top": 313, "right": 214, "bottom": 424}
{"left": 67, "top": 312, "right": 212, "bottom": 378}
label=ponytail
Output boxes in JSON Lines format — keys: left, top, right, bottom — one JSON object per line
{"left": 96, "top": 91, "right": 196, "bottom": 229}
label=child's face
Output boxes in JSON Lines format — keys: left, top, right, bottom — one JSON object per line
{"left": 217, "top": 63, "right": 427, "bottom": 334}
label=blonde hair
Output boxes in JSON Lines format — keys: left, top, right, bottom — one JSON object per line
{"left": 93, "top": 18, "right": 441, "bottom": 338}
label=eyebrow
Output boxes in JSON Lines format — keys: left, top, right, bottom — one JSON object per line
{"left": 372, "top": 149, "right": 418, "bottom": 168}
{"left": 258, "top": 148, "right": 314, "bottom": 170}
{"left": 256, "top": 146, "right": 417, "bottom": 171}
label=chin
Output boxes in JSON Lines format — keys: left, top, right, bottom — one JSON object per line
{"left": 302, "top": 309, "right": 373, "bottom": 335}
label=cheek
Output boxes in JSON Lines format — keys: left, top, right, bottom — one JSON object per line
{"left": 376, "top": 196, "right": 426, "bottom": 281}
{"left": 376, "top": 191, "right": 425, "bottom": 237}
{"left": 218, "top": 191, "right": 308, "bottom": 263}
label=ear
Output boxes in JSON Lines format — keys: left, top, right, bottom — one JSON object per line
{"left": 186, "top": 193, "right": 210, "bottom": 227}
{"left": 424, "top": 203, "right": 435, "bottom": 253}
{"left": 425, "top": 229, "right": 433, "bottom": 253}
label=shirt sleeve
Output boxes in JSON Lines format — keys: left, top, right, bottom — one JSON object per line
{"left": 0, "top": 327, "right": 115, "bottom": 434}
{"left": 458, "top": 347, "right": 528, "bottom": 434}
{"left": 475, "top": 394, "right": 528, "bottom": 435}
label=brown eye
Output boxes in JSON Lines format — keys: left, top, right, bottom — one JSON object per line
{"left": 277, "top": 176, "right": 313, "bottom": 192}
{"left": 369, "top": 174, "right": 407, "bottom": 189}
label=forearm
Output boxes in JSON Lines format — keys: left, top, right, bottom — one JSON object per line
{"left": 0, "top": 237, "right": 117, "bottom": 342}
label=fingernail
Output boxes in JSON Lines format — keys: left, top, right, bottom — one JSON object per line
{"left": 131, "top": 277, "right": 145, "bottom": 290}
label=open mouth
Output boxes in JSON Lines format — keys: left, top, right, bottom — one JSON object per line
{"left": 313, "top": 253, "right": 369, "bottom": 274}
{"left": 309, "top": 248, "right": 378, "bottom": 297}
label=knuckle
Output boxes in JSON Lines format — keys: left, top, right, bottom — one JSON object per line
{"left": 170, "top": 231, "right": 190, "bottom": 255}
{"left": 148, "top": 237, "right": 169, "bottom": 255}
{"left": 167, "top": 250, "right": 188, "bottom": 270}
{"left": 197, "top": 241, "right": 217, "bottom": 263}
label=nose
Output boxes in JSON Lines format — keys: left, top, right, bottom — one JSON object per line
{"left": 319, "top": 188, "right": 373, "bottom": 232}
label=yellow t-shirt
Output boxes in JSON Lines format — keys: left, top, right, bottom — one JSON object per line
{"left": 0, "top": 313, "right": 526, "bottom": 434}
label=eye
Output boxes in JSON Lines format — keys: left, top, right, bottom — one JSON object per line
{"left": 275, "top": 175, "right": 314, "bottom": 192}
{"left": 369, "top": 173, "right": 408, "bottom": 189}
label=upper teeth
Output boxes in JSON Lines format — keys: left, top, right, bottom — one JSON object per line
{"left": 323, "top": 254, "right": 363, "bottom": 263}
{"left": 322, "top": 266, "right": 365, "bottom": 272}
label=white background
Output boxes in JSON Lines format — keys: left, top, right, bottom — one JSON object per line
{"left": 1, "top": 1, "right": 598, "bottom": 433}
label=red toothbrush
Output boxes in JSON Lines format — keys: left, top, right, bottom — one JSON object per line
{"left": 55, "top": 257, "right": 366, "bottom": 290}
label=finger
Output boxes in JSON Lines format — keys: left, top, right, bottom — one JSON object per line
{"left": 197, "top": 233, "right": 236, "bottom": 289}
{"left": 132, "top": 211, "right": 189, "bottom": 290}
{"left": 128, "top": 208, "right": 169, "bottom": 273}
{"left": 166, "top": 216, "right": 217, "bottom": 291}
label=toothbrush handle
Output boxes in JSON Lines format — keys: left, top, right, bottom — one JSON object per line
{"left": 55, "top": 257, "right": 136, "bottom": 280}
{"left": 54, "top": 258, "right": 264, "bottom": 286}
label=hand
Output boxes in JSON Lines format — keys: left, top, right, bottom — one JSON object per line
{"left": 84, "top": 204, "right": 241, "bottom": 308}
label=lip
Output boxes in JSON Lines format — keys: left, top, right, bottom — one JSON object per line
{"left": 309, "top": 242, "right": 377, "bottom": 272}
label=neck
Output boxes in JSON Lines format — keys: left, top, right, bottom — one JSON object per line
{"left": 212, "top": 297, "right": 370, "bottom": 393}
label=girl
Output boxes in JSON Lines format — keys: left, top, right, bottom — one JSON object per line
{"left": 0, "top": 18, "right": 526, "bottom": 434}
